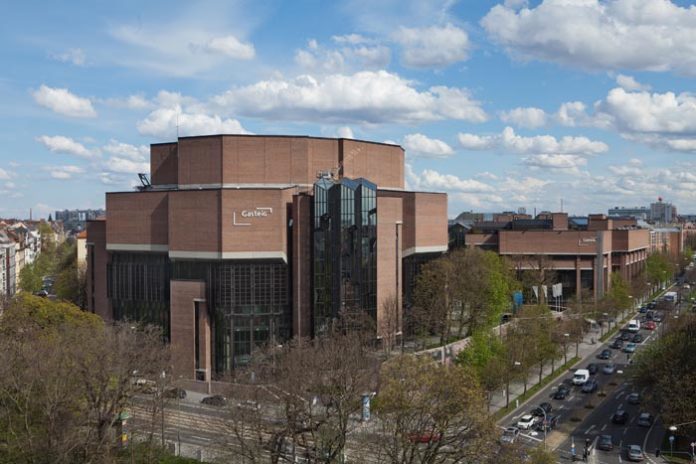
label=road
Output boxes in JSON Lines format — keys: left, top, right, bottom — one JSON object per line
{"left": 504, "top": 302, "right": 675, "bottom": 463}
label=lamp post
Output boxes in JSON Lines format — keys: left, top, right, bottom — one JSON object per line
{"left": 563, "top": 333, "right": 570, "bottom": 365}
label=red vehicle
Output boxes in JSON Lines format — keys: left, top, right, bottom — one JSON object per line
{"left": 644, "top": 321, "right": 656, "bottom": 330}
{"left": 408, "top": 432, "right": 442, "bottom": 444}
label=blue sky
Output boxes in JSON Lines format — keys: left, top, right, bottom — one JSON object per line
{"left": 2, "top": 0, "right": 696, "bottom": 219}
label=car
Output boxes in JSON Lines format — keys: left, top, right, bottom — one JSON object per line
{"left": 163, "top": 387, "right": 187, "bottom": 399}
{"left": 639, "top": 305, "right": 648, "bottom": 313}
{"left": 610, "top": 339, "right": 624, "bottom": 349}
{"left": 535, "top": 415, "right": 559, "bottom": 432}
{"left": 647, "top": 302, "right": 657, "bottom": 309}
{"left": 500, "top": 427, "right": 520, "bottom": 444}
{"left": 644, "top": 321, "right": 657, "bottom": 330}
{"left": 637, "top": 412, "right": 653, "bottom": 427}
{"left": 627, "top": 392, "right": 641, "bottom": 405}
{"left": 620, "top": 331, "right": 632, "bottom": 341}
{"left": 533, "top": 402, "right": 553, "bottom": 417}
{"left": 653, "top": 313, "right": 664, "bottom": 322}
{"left": 627, "top": 444, "right": 644, "bottom": 462}
{"left": 236, "top": 400, "right": 260, "bottom": 411}
{"left": 201, "top": 395, "right": 227, "bottom": 406}
{"left": 572, "top": 369, "right": 590, "bottom": 386}
{"left": 602, "top": 363, "right": 616, "bottom": 375}
{"left": 597, "top": 434, "right": 614, "bottom": 451}
{"left": 408, "top": 431, "right": 442, "bottom": 443}
{"left": 612, "top": 410, "right": 629, "bottom": 424}
{"left": 646, "top": 310, "right": 655, "bottom": 321}
{"left": 517, "top": 414, "right": 538, "bottom": 430}
{"left": 553, "top": 385, "right": 570, "bottom": 400}
{"left": 581, "top": 378, "right": 598, "bottom": 393}
{"left": 586, "top": 363, "right": 599, "bottom": 375}
{"left": 632, "top": 333, "right": 643, "bottom": 343}
{"left": 623, "top": 342, "right": 637, "bottom": 353}
{"left": 598, "top": 349, "right": 612, "bottom": 360}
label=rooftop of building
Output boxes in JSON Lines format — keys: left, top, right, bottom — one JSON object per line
{"left": 151, "top": 134, "right": 404, "bottom": 150}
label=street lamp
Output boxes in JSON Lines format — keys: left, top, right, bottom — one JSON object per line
{"left": 563, "top": 333, "right": 570, "bottom": 365}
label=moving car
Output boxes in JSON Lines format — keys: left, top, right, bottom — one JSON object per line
{"left": 639, "top": 305, "right": 648, "bottom": 313}
{"left": 612, "top": 410, "right": 629, "bottom": 424}
{"left": 647, "top": 301, "right": 657, "bottom": 309}
{"left": 597, "top": 434, "right": 614, "bottom": 451}
{"left": 632, "top": 333, "right": 643, "bottom": 343}
{"left": 620, "top": 331, "right": 632, "bottom": 341}
{"left": 598, "top": 349, "right": 612, "bottom": 360}
{"left": 602, "top": 363, "right": 616, "bottom": 375}
{"left": 653, "top": 313, "right": 663, "bottom": 322}
{"left": 581, "top": 378, "right": 598, "bottom": 393}
{"left": 623, "top": 342, "right": 637, "bottom": 353}
{"left": 201, "top": 395, "right": 227, "bottom": 406}
{"left": 627, "top": 392, "right": 641, "bottom": 405}
{"left": 627, "top": 444, "right": 644, "bottom": 462}
{"left": 517, "top": 414, "right": 538, "bottom": 430}
{"left": 610, "top": 339, "right": 624, "bottom": 349}
{"left": 644, "top": 321, "right": 657, "bottom": 330}
{"left": 637, "top": 412, "right": 653, "bottom": 427}
{"left": 586, "top": 363, "right": 598, "bottom": 375}
{"left": 627, "top": 319, "right": 641, "bottom": 333}
{"left": 572, "top": 369, "right": 590, "bottom": 386}
{"left": 535, "top": 415, "right": 559, "bottom": 432}
{"left": 533, "top": 403, "right": 553, "bottom": 417}
{"left": 553, "top": 385, "right": 570, "bottom": 400}
{"left": 500, "top": 427, "right": 520, "bottom": 444}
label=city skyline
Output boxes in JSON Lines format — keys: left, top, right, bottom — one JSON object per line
{"left": 2, "top": 0, "right": 696, "bottom": 218}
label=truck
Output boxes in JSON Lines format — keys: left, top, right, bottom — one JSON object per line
{"left": 663, "top": 291, "right": 678, "bottom": 303}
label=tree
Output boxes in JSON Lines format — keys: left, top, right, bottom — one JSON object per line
{"left": 378, "top": 294, "right": 401, "bottom": 354}
{"left": 372, "top": 355, "right": 496, "bottom": 464}
{"left": 0, "top": 294, "right": 170, "bottom": 464}
{"left": 455, "top": 330, "right": 507, "bottom": 410}
{"left": 411, "top": 256, "right": 455, "bottom": 345}
{"left": 511, "top": 254, "right": 557, "bottom": 306}
{"left": 633, "top": 313, "right": 696, "bottom": 439}
{"left": 646, "top": 253, "right": 673, "bottom": 288}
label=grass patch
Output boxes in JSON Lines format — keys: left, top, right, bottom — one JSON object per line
{"left": 493, "top": 356, "right": 580, "bottom": 421}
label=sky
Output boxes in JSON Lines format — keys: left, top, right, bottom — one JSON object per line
{"left": 2, "top": 0, "right": 696, "bottom": 219}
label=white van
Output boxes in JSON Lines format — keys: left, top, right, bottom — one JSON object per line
{"left": 572, "top": 369, "right": 590, "bottom": 386}
{"left": 627, "top": 319, "right": 640, "bottom": 333}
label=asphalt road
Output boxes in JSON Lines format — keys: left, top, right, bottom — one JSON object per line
{"left": 505, "top": 308, "right": 671, "bottom": 463}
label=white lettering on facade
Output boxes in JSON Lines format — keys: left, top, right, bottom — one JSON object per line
{"left": 233, "top": 207, "right": 273, "bottom": 226}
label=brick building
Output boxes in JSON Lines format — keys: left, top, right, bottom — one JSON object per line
{"left": 86, "top": 135, "right": 447, "bottom": 382}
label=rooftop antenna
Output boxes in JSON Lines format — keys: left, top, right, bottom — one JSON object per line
{"left": 137, "top": 173, "right": 151, "bottom": 191}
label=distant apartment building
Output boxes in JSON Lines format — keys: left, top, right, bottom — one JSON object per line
{"left": 55, "top": 208, "right": 105, "bottom": 232}
{"left": 649, "top": 227, "right": 684, "bottom": 258}
{"left": 0, "top": 230, "right": 17, "bottom": 297}
{"left": 457, "top": 212, "right": 649, "bottom": 301}
{"left": 608, "top": 206, "right": 650, "bottom": 220}
{"left": 649, "top": 199, "right": 677, "bottom": 224}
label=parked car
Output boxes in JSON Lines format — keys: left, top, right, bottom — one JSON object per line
{"left": 533, "top": 403, "right": 553, "bottom": 417}
{"left": 597, "top": 434, "right": 614, "bottom": 451}
{"left": 610, "top": 339, "right": 624, "bottom": 349}
{"left": 586, "top": 363, "right": 599, "bottom": 375}
{"left": 627, "top": 392, "right": 641, "bottom": 405}
{"left": 623, "top": 342, "right": 637, "bottom": 353}
{"left": 603, "top": 363, "right": 616, "bottom": 375}
{"left": 553, "top": 385, "right": 570, "bottom": 400}
{"left": 632, "top": 333, "right": 643, "bottom": 343}
{"left": 535, "top": 415, "right": 559, "bottom": 432}
{"left": 627, "top": 444, "right": 644, "bottom": 462}
{"left": 598, "top": 349, "right": 612, "bottom": 360}
{"left": 581, "top": 378, "right": 598, "bottom": 393}
{"left": 164, "top": 387, "right": 187, "bottom": 399}
{"left": 201, "top": 395, "right": 227, "bottom": 407}
{"left": 500, "top": 427, "right": 520, "bottom": 444}
{"left": 612, "top": 410, "right": 629, "bottom": 424}
{"left": 517, "top": 414, "right": 538, "bottom": 430}
{"left": 637, "top": 413, "right": 653, "bottom": 427}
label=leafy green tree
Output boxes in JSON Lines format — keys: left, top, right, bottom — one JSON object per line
{"left": 646, "top": 252, "right": 673, "bottom": 287}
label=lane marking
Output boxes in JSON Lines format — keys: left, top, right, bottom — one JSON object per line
{"left": 601, "top": 424, "right": 607, "bottom": 431}
{"left": 585, "top": 425, "right": 596, "bottom": 435}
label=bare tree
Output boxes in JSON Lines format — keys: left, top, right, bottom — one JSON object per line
{"left": 378, "top": 294, "right": 401, "bottom": 354}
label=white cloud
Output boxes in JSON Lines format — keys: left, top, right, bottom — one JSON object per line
{"left": 457, "top": 127, "right": 608, "bottom": 156}
{"left": 392, "top": 23, "right": 470, "bottom": 68}
{"left": 482, "top": 0, "right": 696, "bottom": 75}
{"left": 102, "top": 140, "right": 149, "bottom": 161}
{"left": 418, "top": 169, "right": 495, "bottom": 193}
{"left": 32, "top": 85, "right": 96, "bottom": 118}
{"left": 615, "top": 74, "right": 650, "bottom": 92}
{"left": 0, "top": 168, "right": 11, "bottom": 180}
{"left": 336, "top": 126, "right": 354, "bottom": 139}
{"left": 403, "top": 133, "right": 454, "bottom": 158}
{"left": 137, "top": 105, "right": 250, "bottom": 140}
{"left": 331, "top": 34, "right": 372, "bottom": 45}
{"left": 36, "top": 135, "right": 94, "bottom": 158}
{"left": 5, "top": 182, "right": 15, "bottom": 189}
{"left": 499, "top": 107, "right": 547, "bottom": 129}
{"left": 49, "top": 48, "right": 86, "bottom": 66}
{"left": 45, "top": 165, "right": 85, "bottom": 179}
{"left": 213, "top": 70, "right": 487, "bottom": 124}
{"left": 103, "top": 94, "right": 153, "bottom": 110}
{"left": 202, "top": 35, "right": 255, "bottom": 60}
{"left": 104, "top": 157, "right": 150, "bottom": 174}
{"left": 522, "top": 154, "right": 588, "bottom": 170}
{"left": 294, "top": 38, "right": 390, "bottom": 73}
